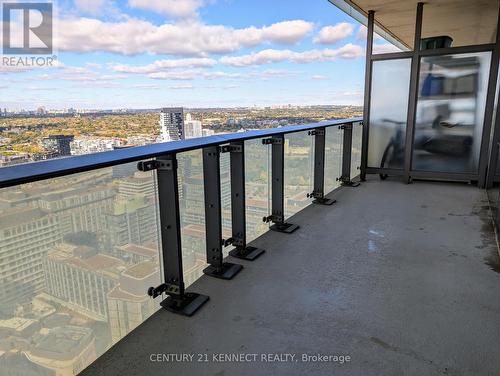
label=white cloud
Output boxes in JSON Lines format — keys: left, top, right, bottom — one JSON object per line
{"left": 311, "top": 75, "right": 328, "bottom": 80}
{"left": 111, "top": 58, "right": 216, "bottom": 73}
{"left": 260, "top": 20, "right": 314, "bottom": 44}
{"left": 147, "top": 71, "right": 199, "bottom": 80}
{"left": 203, "top": 71, "right": 242, "bottom": 79}
{"left": 54, "top": 18, "right": 313, "bottom": 56}
{"left": 356, "top": 25, "right": 384, "bottom": 41}
{"left": 373, "top": 43, "right": 401, "bottom": 54}
{"left": 314, "top": 23, "right": 353, "bottom": 44}
{"left": 169, "top": 84, "right": 194, "bottom": 89}
{"left": 34, "top": 66, "right": 125, "bottom": 82}
{"left": 74, "top": 0, "right": 107, "bottom": 14}
{"left": 219, "top": 44, "right": 364, "bottom": 67}
{"left": 128, "top": 0, "right": 205, "bottom": 19}
{"left": 132, "top": 83, "right": 161, "bottom": 89}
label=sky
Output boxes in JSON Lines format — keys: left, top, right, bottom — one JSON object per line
{"left": 0, "top": 0, "right": 398, "bottom": 110}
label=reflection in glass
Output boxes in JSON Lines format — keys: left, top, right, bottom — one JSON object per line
{"left": 284, "top": 132, "right": 313, "bottom": 220}
{"left": 324, "top": 126, "right": 343, "bottom": 193}
{"left": 421, "top": 2, "right": 498, "bottom": 48}
{"left": 177, "top": 150, "right": 208, "bottom": 286}
{"left": 244, "top": 139, "right": 270, "bottom": 243}
{"left": 0, "top": 164, "right": 162, "bottom": 374}
{"left": 368, "top": 58, "right": 412, "bottom": 170}
{"left": 493, "top": 69, "right": 500, "bottom": 176}
{"left": 412, "top": 52, "right": 491, "bottom": 173}
{"left": 219, "top": 151, "right": 232, "bottom": 257}
{"left": 351, "top": 122, "right": 363, "bottom": 179}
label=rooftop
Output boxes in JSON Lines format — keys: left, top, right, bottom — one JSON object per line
{"left": 81, "top": 177, "right": 500, "bottom": 376}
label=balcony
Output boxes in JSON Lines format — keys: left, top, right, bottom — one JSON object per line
{"left": 77, "top": 176, "right": 500, "bottom": 376}
{"left": 1, "top": 1, "right": 500, "bottom": 375}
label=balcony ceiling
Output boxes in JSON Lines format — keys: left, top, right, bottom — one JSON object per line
{"left": 333, "top": 0, "right": 499, "bottom": 48}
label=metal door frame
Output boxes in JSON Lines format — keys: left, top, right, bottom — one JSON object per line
{"left": 360, "top": 3, "right": 500, "bottom": 187}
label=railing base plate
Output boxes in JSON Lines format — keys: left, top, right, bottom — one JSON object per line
{"left": 160, "top": 292, "right": 209, "bottom": 317}
{"left": 203, "top": 262, "right": 243, "bottom": 280}
{"left": 312, "top": 198, "right": 336, "bottom": 206}
{"left": 342, "top": 181, "right": 360, "bottom": 187}
{"left": 270, "top": 222, "right": 299, "bottom": 234}
{"left": 229, "top": 246, "right": 265, "bottom": 261}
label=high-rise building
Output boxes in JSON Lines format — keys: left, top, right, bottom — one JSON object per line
{"left": 202, "top": 128, "right": 215, "bottom": 137}
{"left": 103, "top": 196, "right": 157, "bottom": 249}
{"left": 117, "top": 172, "right": 155, "bottom": 200}
{"left": 159, "top": 108, "right": 184, "bottom": 142}
{"left": 43, "top": 243, "right": 124, "bottom": 321}
{"left": 41, "top": 135, "right": 74, "bottom": 157}
{"left": 0, "top": 208, "right": 61, "bottom": 311}
{"left": 24, "top": 325, "right": 97, "bottom": 375}
{"left": 37, "top": 186, "right": 116, "bottom": 237}
{"left": 106, "top": 261, "right": 159, "bottom": 343}
{"left": 184, "top": 113, "right": 203, "bottom": 139}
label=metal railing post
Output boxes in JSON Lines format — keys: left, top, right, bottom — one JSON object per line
{"left": 202, "top": 146, "right": 243, "bottom": 279}
{"left": 361, "top": 10, "right": 375, "bottom": 181}
{"left": 340, "top": 123, "right": 360, "bottom": 187}
{"left": 262, "top": 135, "right": 299, "bottom": 233}
{"left": 308, "top": 128, "right": 336, "bottom": 205}
{"left": 404, "top": 2, "right": 424, "bottom": 184}
{"left": 139, "top": 156, "right": 209, "bottom": 316}
{"left": 220, "top": 142, "right": 266, "bottom": 261}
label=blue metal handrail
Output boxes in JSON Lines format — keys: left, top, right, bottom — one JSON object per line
{"left": 0, "top": 117, "right": 361, "bottom": 188}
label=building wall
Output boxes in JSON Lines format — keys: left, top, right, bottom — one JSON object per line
{"left": 0, "top": 214, "right": 61, "bottom": 309}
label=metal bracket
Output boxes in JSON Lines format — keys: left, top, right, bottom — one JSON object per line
{"left": 223, "top": 237, "right": 244, "bottom": 247}
{"left": 137, "top": 159, "right": 176, "bottom": 171}
{"left": 147, "top": 282, "right": 181, "bottom": 299}
{"left": 262, "top": 137, "right": 283, "bottom": 145}
{"left": 308, "top": 129, "right": 325, "bottom": 136}
{"left": 262, "top": 214, "right": 282, "bottom": 223}
{"left": 307, "top": 191, "right": 323, "bottom": 199}
{"left": 339, "top": 175, "right": 360, "bottom": 187}
{"left": 220, "top": 144, "right": 242, "bottom": 153}
{"left": 338, "top": 123, "right": 353, "bottom": 130}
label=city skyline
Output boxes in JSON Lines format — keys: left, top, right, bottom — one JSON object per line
{"left": 0, "top": 0, "right": 398, "bottom": 110}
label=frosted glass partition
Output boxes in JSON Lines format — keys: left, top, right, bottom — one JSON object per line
{"left": 412, "top": 52, "right": 491, "bottom": 173}
{"left": 324, "top": 126, "right": 343, "bottom": 193}
{"left": 177, "top": 150, "right": 207, "bottom": 286}
{"left": 244, "top": 139, "right": 271, "bottom": 243}
{"left": 351, "top": 122, "right": 363, "bottom": 179}
{"left": 368, "top": 58, "right": 412, "bottom": 170}
{"left": 284, "top": 131, "right": 313, "bottom": 219}
{"left": 0, "top": 163, "right": 162, "bottom": 374}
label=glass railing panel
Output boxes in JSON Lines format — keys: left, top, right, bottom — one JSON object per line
{"left": 244, "top": 139, "right": 271, "bottom": 243}
{"left": 0, "top": 162, "right": 162, "bottom": 374}
{"left": 324, "top": 126, "right": 343, "bottom": 194}
{"left": 412, "top": 52, "right": 491, "bottom": 174}
{"left": 494, "top": 69, "right": 500, "bottom": 176}
{"left": 219, "top": 150, "right": 232, "bottom": 257}
{"left": 176, "top": 150, "right": 207, "bottom": 287}
{"left": 368, "top": 58, "right": 412, "bottom": 170}
{"left": 284, "top": 131, "right": 313, "bottom": 219}
{"left": 351, "top": 122, "right": 363, "bottom": 179}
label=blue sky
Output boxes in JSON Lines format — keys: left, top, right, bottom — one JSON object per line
{"left": 0, "top": 0, "right": 396, "bottom": 110}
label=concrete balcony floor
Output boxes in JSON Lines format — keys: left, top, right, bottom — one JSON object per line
{"left": 82, "top": 177, "right": 500, "bottom": 376}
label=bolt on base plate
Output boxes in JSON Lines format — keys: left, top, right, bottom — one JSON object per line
{"left": 203, "top": 262, "right": 243, "bottom": 280}
{"left": 160, "top": 292, "right": 209, "bottom": 317}
{"left": 342, "top": 181, "right": 360, "bottom": 187}
{"left": 229, "top": 246, "right": 265, "bottom": 261}
{"left": 312, "top": 197, "right": 336, "bottom": 205}
{"left": 270, "top": 222, "right": 299, "bottom": 234}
